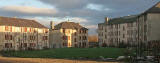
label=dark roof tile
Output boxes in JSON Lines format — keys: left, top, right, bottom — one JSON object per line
{"left": 144, "top": 2, "right": 160, "bottom": 13}
{"left": 0, "top": 16, "right": 48, "bottom": 28}
{"left": 54, "top": 22, "right": 88, "bottom": 30}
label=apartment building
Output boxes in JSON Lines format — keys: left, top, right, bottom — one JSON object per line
{"left": 137, "top": 2, "right": 160, "bottom": 45}
{"left": 0, "top": 16, "right": 49, "bottom": 51}
{"left": 98, "top": 2, "right": 160, "bottom": 47}
{"left": 49, "top": 21, "right": 88, "bottom": 48}
{"left": 98, "top": 16, "right": 138, "bottom": 47}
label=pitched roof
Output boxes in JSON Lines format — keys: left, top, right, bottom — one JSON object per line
{"left": 0, "top": 16, "right": 48, "bottom": 28}
{"left": 54, "top": 22, "right": 88, "bottom": 30}
{"left": 108, "top": 16, "right": 137, "bottom": 25}
{"left": 102, "top": 15, "right": 137, "bottom": 25}
{"left": 144, "top": 1, "right": 160, "bottom": 13}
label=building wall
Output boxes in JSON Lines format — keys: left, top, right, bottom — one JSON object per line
{"left": 49, "top": 30, "right": 62, "bottom": 48}
{"left": 50, "top": 28, "right": 88, "bottom": 48}
{"left": 98, "top": 21, "right": 138, "bottom": 47}
{"left": 99, "top": 13, "right": 160, "bottom": 48}
{"left": 0, "top": 26, "right": 49, "bottom": 51}
{"left": 137, "top": 13, "right": 160, "bottom": 43}
{"left": 147, "top": 13, "right": 160, "bottom": 41}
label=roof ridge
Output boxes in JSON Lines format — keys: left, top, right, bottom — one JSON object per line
{"left": 141, "top": 1, "right": 160, "bottom": 14}
{"left": 0, "top": 16, "right": 35, "bottom": 21}
{"left": 0, "top": 16, "right": 48, "bottom": 29}
{"left": 54, "top": 21, "right": 84, "bottom": 29}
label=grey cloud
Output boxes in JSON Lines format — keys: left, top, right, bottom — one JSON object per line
{"left": 0, "top": 6, "right": 58, "bottom": 17}
{"left": 0, "top": 0, "right": 159, "bottom": 35}
{"left": 39, "top": 0, "right": 89, "bottom": 10}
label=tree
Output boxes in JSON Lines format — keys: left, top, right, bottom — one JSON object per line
{"left": 88, "top": 35, "right": 98, "bottom": 42}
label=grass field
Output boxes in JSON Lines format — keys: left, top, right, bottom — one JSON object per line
{"left": 1, "top": 48, "right": 126, "bottom": 59}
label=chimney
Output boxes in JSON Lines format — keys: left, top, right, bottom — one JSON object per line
{"left": 105, "top": 17, "right": 109, "bottom": 24}
{"left": 50, "top": 21, "right": 54, "bottom": 29}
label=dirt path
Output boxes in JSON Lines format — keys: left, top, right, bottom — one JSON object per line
{"left": 0, "top": 57, "right": 118, "bottom": 63}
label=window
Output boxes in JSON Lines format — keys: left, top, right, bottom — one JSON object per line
{"left": 105, "top": 35, "right": 107, "bottom": 39}
{"left": 83, "top": 30, "right": 86, "bottom": 34}
{"left": 79, "top": 43, "right": 81, "bottom": 46}
{"left": 24, "top": 43, "right": 27, "bottom": 47}
{"left": 74, "top": 38, "right": 77, "bottom": 42}
{"left": 30, "top": 43, "right": 36, "bottom": 47}
{"left": 84, "top": 30, "right": 87, "bottom": 33}
{"left": 29, "top": 28, "right": 32, "bottom": 32}
{"left": 5, "top": 43, "right": 12, "bottom": 48}
{"left": 5, "top": 34, "right": 12, "bottom": 40}
{"left": 30, "top": 36, "right": 35, "bottom": 40}
{"left": 75, "top": 44, "right": 78, "bottom": 47}
{"left": 62, "top": 36, "right": 67, "bottom": 40}
{"left": 63, "top": 43, "right": 65, "bottom": 46}
{"left": 42, "top": 36, "right": 48, "bottom": 40}
{"left": 5, "top": 26, "right": 9, "bottom": 31}
{"left": 82, "top": 42, "right": 86, "bottom": 47}
{"left": 79, "top": 36, "right": 81, "bottom": 40}
{"left": 68, "top": 36, "right": 70, "bottom": 40}
{"left": 5, "top": 35, "right": 8, "bottom": 40}
{"left": 74, "top": 33, "right": 77, "bottom": 36}
{"left": 21, "top": 28, "right": 23, "bottom": 32}
{"left": 24, "top": 27, "right": 27, "bottom": 32}
{"left": 115, "top": 24, "right": 118, "bottom": 29}
{"left": 68, "top": 30, "right": 70, "bottom": 33}
{"left": 10, "top": 26, "right": 12, "bottom": 32}
{"left": 79, "top": 30, "right": 81, "bottom": 34}
{"left": 68, "top": 43, "right": 71, "bottom": 46}
{"left": 63, "top": 28, "right": 65, "bottom": 33}
{"left": 33, "top": 29, "right": 36, "bottom": 33}
{"left": 82, "top": 36, "right": 87, "bottom": 40}
{"left": 123, "top": 26, "right": 125, "bottom": 31}
{"left": 127, "top": 30, "right": 129, "bottom": 35}
{"left": 63, "top": 43, "right": 67, "bottom": 46}
{"left": 123, "top": 34, "right": 125, "bottom": 38}
{"left": 144, "top": 25, "right": 147, "bottom": 32}
{"left": 24, "top": 35, "right": 27, "bottom": 40}
{"left": 144, "top": 14, "right": 147, "bottom": 21}
{"left": 45, "top": 29, "right": 48, "bottom": 33}
{"left": 43, "top": 29, "right": 48, "bottom": 33}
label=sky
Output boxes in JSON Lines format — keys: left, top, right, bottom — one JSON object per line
{"left": 0, "top": 0, "right": 159, "bottom": 35}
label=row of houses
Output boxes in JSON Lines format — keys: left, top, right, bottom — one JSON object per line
{"left": 0, "top": 17, "right": 89, "bottom": 51}
{"left": 98, "top": 2, "right": 160, "bottom": 47}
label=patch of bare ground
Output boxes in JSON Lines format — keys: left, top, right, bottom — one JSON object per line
{"left": 0, "top": 57, "right": 119, "bottom": 63}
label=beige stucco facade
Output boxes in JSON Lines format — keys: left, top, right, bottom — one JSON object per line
{"left": 98, "top": 17, "right": 138, "bottom": 47}
{"left": 0, "top": 25, "right": 49, "bottom": 51}
{"left": 98, "top": 2, "right": 160, "bottom": 47}
{"left": 49, "top": 22, "right": 89, "bottom": 48}
{"left": 98, "top": 13, "right": 160, "bottom": 47}
{"left": 137, "top": 13, "right": 160, "bottom": 43}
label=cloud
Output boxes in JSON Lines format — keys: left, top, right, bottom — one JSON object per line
{"left": 85, "top": 25, "right": 97, "bottom": 29}
{"left": 0, "top": 6, "right": 58, "bottom": 17}
{"left": 70, "top": 17, "right": 89, "bottom": 23}
{"left": 0, "top": 0, "right": 160, "bottom": 35}
{"left": 86, "top": 4, "right": 107, "bottom": 11}
{"left": 2, "top": 6, "right": 57, "bottom": 14}
{"left": 39, "top": 0, "right": 88, "bottom": 10}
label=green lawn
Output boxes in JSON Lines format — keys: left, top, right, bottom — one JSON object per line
{"left": 1, "top": 48, "right": 126, "bottom": 59}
